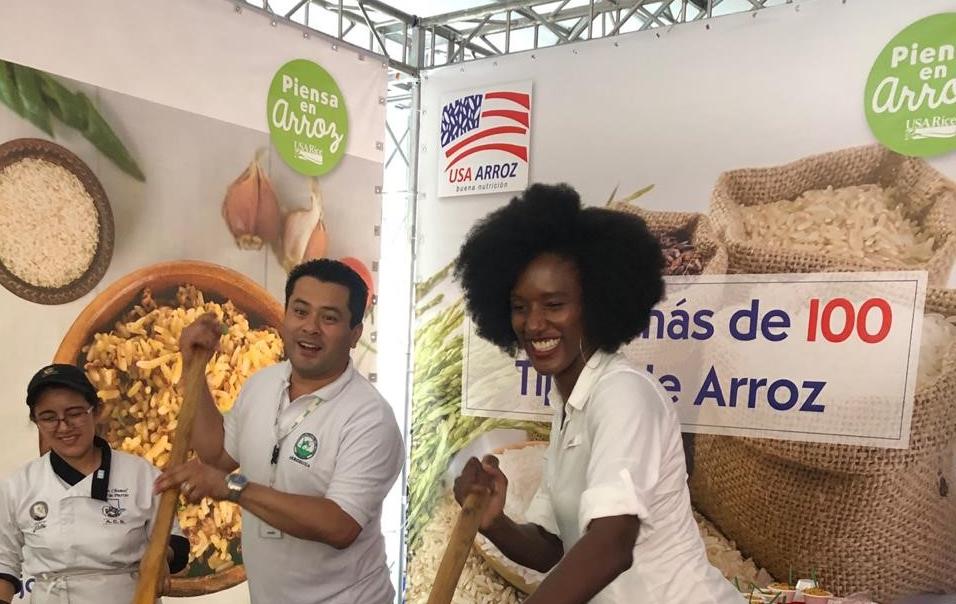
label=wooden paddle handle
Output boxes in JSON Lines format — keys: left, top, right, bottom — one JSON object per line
{"left": 426, "top": 490, "right": 491, "bottom": 604}
{"left": 132, "top": 356, "right": 207, "bottom": 604}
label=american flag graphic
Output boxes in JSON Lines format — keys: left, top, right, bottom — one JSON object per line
{"left": 440, "top": 90, "right": 531, "bottom": 171}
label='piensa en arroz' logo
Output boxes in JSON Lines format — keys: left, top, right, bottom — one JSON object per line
{"left": 865, "top": 13, "right": 956, "bottom": 157}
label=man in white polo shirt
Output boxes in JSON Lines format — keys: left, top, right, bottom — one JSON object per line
{"left": 154, "top": 259, "right": 404, "bottom": 604}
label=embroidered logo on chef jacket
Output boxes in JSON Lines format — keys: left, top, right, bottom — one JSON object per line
{"left": 290, "top": 432, "right": 318, "bottom": 467}
{"left": 103, "top": 487, "right": 129, "bottom": 524}
{"left": 29, "top": 501, "right": 48, "bottom": 521}
{"left": 29, "top": 501, "right": 49, "bottom": 532}
{"left": 102, "top": 499, "right": 125, "bottom": 519}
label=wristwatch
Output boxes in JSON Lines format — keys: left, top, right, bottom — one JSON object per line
{"left": 224, "top": 473, "right": 249, "bottom": 503}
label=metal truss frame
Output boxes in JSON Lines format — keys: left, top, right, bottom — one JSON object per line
{"left": 237, "top": 0, "right": 787, "bottom": 78}
{"left": 235, "top": 0, "right": 789, "bottom": 174}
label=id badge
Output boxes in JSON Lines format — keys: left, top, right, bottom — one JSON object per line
{"left": 259, "top": 523, "right": 283, "bottom": 539}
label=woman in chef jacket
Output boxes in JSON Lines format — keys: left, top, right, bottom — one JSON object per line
{"left": 0, "top": 364, "right": 188, "bottom": 604}
{"left": 452, "top": 184, "right": 740, "bottom": 604}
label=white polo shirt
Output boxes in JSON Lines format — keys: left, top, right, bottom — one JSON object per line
{"left": 224, "top": 360, "right": 404, "bottom": 604}
{"left": 0, "top": 439, "right": 187, "bottom": 604}
{"left": 524, "top": 351, "right": 740, "bottom": 604}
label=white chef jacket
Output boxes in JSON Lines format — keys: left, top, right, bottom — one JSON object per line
{"left": 224, "top": 360, "right": 404, "bottom": 604}
{"left": 0, "top": 437, "right": 187, "bottom": 604}
{"left": 524, "top": 350, "right": 740, "bottom": 604}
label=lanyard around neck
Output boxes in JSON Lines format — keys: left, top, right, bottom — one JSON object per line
{"left": 270, "top": 391, "right": 324, "bottom": 474}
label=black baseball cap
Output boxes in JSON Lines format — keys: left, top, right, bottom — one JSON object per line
{"left": 26, "top": 364, "right": 99, "bottom": 408}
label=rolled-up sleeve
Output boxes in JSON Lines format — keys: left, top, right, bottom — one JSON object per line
{"left": 223, "top": 386, "right": 246, "bottom": 466}
{"left": 0, "top": 478, "right": 24, "bottom": 593}
{"left": 577, "top": 371, "right": 668, "bottom": 534}
{"left": 524, "top": 484, "right": 560, "bottom": 537}
{"left": 325, "top": 402, "right": 404, "bottom": 528}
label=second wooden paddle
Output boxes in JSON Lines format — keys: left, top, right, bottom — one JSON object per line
{"left": 131, "top": 355, "right": 207, "bottom": 604}
{"left": 426, "top": 490, "right": 491, "bottom": 604}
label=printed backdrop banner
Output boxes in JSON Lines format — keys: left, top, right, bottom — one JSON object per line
{"left": 463, "top": 271, "right": 928, "bottom": 448}
{"left": 406, "top": 1, "right": 956, "bottom": 602}
{"left": 417, "top": 0, "right": 956, "bottom": 436}
{"left": 0, "top": 1, "right": 388, "bottom": 603}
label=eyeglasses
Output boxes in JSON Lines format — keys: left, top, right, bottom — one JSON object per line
{"left": 34, "top": 406, "right": 94, "bottom": 429}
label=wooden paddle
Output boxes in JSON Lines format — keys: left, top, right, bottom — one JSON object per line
{"left": 132, "top": 355, "right": 207, "bottom": 603}
{"left": 426, "top": 490, "right": 491, "bottom": 604}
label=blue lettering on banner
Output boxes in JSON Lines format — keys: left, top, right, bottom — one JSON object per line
{"left": 641, "top": 298, "right": 797, "bottom": 343}
{"left": 729, "top": 299, "right": 791, "bottom": 342}
{"left": 637, "top": 296, "right": 833, "bottom": 408}
{"left": 692, "top": 366, "right": 827, "bottom": 412}
{"left": 511, "top": 355, "right": 829, "bottom": 411}
{"left": 16, "top": 577, "right": 34, "bottom": 599}
{"left": 515, "top": 359, "right": 552, "bottom": 406}
{"left": 640, "top": 299, "right": 715, "bottom": 341}
{"left": 499, "top": 294, "right": 892, "bottom": 413}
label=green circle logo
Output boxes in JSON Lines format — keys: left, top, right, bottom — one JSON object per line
{"left": 294, "top": 433, "right": 318, "bottom": 460}
{"left": 864, "top": 13, "right": 956, "bottom": 157}
{"left": 267, "top": 59, "right": 348, "bottom": 175}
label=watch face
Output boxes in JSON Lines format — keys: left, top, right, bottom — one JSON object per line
{"left": 228, "top": 474, "right": 248, "bottom": 489}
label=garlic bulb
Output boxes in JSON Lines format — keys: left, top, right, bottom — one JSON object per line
{"left": 281, "top": 177, "right": 328, "bottom": 271}
{"left": 221, "top": 157, "right": 281, "bottom": 250}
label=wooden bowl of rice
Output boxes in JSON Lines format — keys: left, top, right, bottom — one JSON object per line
{"left": 0, "top": 138, "right": 114, "bottom": 305}
{"left": 54, "top": 259, "right": 284, "bottom": 366}
{"left": 52, "top": 259, "right": 284, "bottom": 596}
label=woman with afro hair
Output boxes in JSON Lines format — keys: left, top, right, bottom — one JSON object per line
{"left": 453, "top": 184, "right": 738, "bottom": 604}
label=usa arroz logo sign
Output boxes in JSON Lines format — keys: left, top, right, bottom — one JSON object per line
{"left": 438, "top": 81, "right": 532, "bottom": 197}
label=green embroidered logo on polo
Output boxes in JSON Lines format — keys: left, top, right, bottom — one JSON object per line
{"left": 293, "top": 433, "right": 318, "bottom": 460}
{"left": 864, "top": 13, "right": 956, "bottom": 157}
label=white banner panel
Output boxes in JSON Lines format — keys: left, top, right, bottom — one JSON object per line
{"left": 412, "top": 0, "right": 956, "bottom": 595}
{"left": 0, "top": 0, "right": 386, "bottom": 164}
{"left": 463, "top": 271, "right": 927, "bottom": 448}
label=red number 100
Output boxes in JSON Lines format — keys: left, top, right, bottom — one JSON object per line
{"left": 807, "top": 297, "right": 892, "bottom": 344}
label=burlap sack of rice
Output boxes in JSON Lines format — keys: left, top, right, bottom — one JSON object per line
{"left": 689, "top": 288, "right": 956, "bottom": 602}
{"left": 610, "top": 203, "right": 729, "bottom": 274}
{"left": 738, "top": 288, "right": 956, "bottom": 474}
{"left": 708, "top": 144, "right": 956, "bottom": 286}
